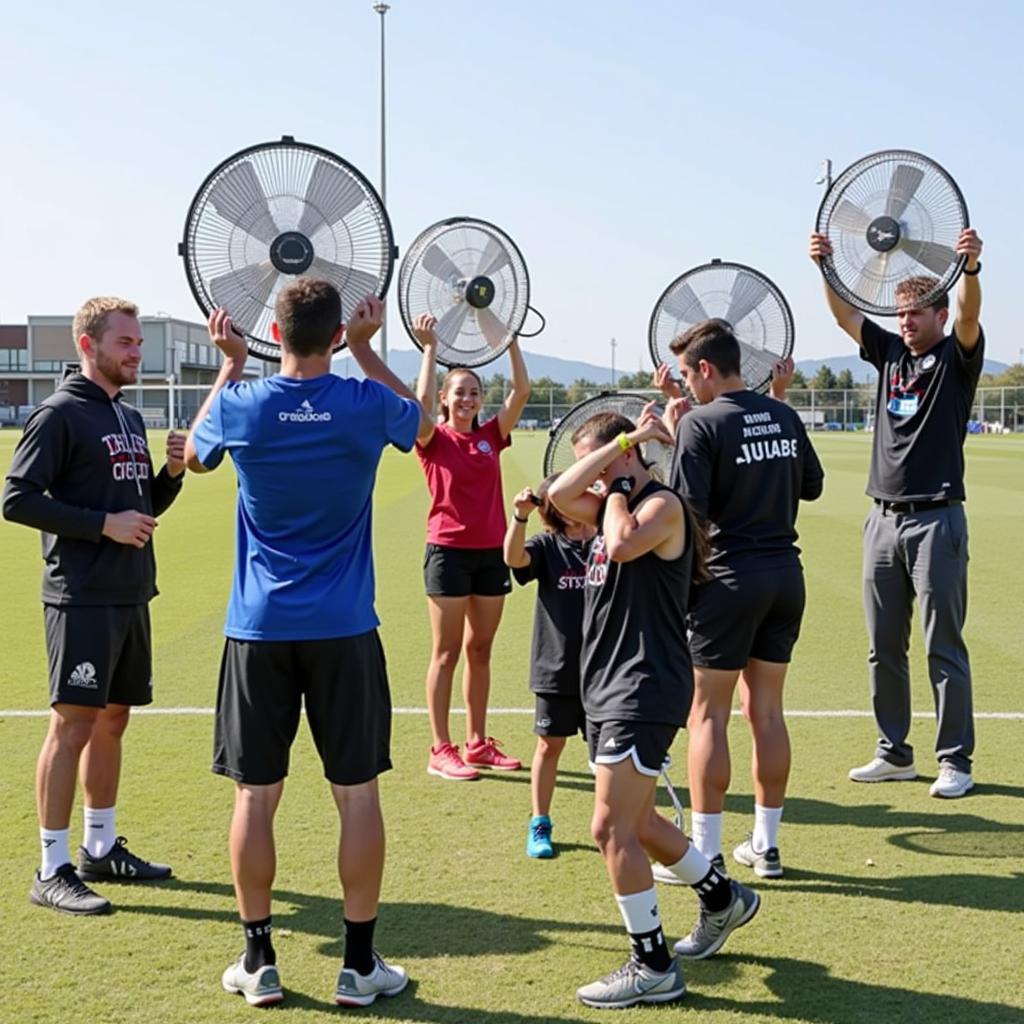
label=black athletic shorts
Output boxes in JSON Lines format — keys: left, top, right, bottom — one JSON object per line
{"left": 423, "top": 544, "right": 511, "bottom": 598}
{"left": 44, "top": 604, "right": 152, "bottom": 708}
{"left": 533, "top": 692, "right": 587, "bottom": 737}
{"left": 586, "top": 720, "right": 678, "bottom": 777}
{"left": 688, "top": 566, "right": 806, "bottom": 670}
{"left": 212, "top": 629, "right": 392, "bottom": 787}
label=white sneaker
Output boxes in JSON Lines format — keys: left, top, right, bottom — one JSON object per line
{"left": 929, "top": 766, "right": 974, "bottom": 798}
{"left": 335, "top": 951, "right": 408, "bottom": 1007}
{"left": 222, "top": 955, "right": 284, "bottom": 1006}
{"left": 848, "top": 757, "right": 917, "bottom": 783}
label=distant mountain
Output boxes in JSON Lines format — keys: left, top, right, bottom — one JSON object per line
{"left": 795, "top": 354, "right": 1009, "bottom": 383}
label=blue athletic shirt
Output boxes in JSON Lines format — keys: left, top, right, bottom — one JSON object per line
{"left": 191, "top": 373, "right": 420, "bottom": 641}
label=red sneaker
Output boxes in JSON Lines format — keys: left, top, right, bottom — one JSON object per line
{"left": 463, "top": 737, "right": 522, "bottom": 771}
{"left": 427, "top": 742, "right": 480, "bottom": 781}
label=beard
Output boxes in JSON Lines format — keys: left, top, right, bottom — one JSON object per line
{"left": 94, "top": 348, "right": 138, "bottom": 388}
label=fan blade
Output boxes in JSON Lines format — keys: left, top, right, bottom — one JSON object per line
{"left": 853, "top": 252, "right": 889, "bottom": 308}
{"left": 297, "top": 160, "right": 365, "bottom": 237}
{"left": 433, "top": 302, "right": 471, "bottom": 351}
{"left": 476, "top": 306, "right": 509, "bottom": 352}
{"left": 209, "top": 261, "right": 279, "bottom": 329}
{"left": 725, "top": 273, "right": 770, "bottom": 327}
{"left": 898, "top": 237, "right": 957, "bottom": 276}
{"left": 474, "top": 235, "right": 510, "bottom": 278}
{"left": 884, "top": 163, "right": 925, "bottom": 220}
{"left": 737, "top": 339, "right": 781, "bottom": 381}
{"left": 831, "top": 199, "right": 873, "bottom": 234}
{"left": 209, "top": 162, "right": 279, "bottom": 245}
{"left": 421, "top": 244, "right": 463, "bottom": 284}
{"left": 309, "top": 257, "right": 380, "bottom": 308}
{"left": 662, "top": 282, "right": 710, "bottom": 325}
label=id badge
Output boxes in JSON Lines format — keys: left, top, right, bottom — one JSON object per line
{"left": 888, "top": 395, "right": 919, "bottom": 418}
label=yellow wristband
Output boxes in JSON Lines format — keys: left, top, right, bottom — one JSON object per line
{"left": 617, "top": 432, "right": 632, "bottom": 452}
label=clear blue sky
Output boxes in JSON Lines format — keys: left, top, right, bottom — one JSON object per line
{"left": 2, "top": 0, "right": 1021, "bottom": 367}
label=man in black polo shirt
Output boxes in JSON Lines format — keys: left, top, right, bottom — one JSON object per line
{"left": 810, "top": 227, "right": 984, "bottom": 798}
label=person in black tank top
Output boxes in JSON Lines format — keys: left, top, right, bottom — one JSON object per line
{"left": 549, "top": 410, "right": 760, "bottom": 1009}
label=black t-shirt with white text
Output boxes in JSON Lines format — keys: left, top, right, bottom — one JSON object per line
{"left": 859, "top": 320, "right": 984, "bottom": 501}
{"left": 671, "top": 390, "right": 824, "bottom": 578}
{"left": 512, "top": 532, "right": 591, "bottom": 695}
{"left": 580, "top": 480, "right": 693, "bottom": 725}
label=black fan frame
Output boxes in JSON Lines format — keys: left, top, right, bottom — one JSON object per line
{"left": 398, "top": 215, "right": 532, "bottom": 369}
{"left": 815, "top": 148, "right": 969, "bottom": 317}
{"left": 647, "top": 260, "right": 795, "bottom": 395}
{"left": 179, "top": 136, "right": 396, "bottom": 363}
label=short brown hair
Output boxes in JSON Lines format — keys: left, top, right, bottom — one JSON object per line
{"left": 570, "top": 411, "right": 635, "bottom": 448}
{"left": 72, "top": 297, "right": 139, "bottom": 350}
{"left": 894, "top": 275, "right": 949, "bottom": 312}
{"left": 274, "top": 277, "right": 342, "bottom": 356}
{"left": 668, "top": 318, "right": 741, "bottom": 376}
{"left": 536, "top": 473, "right": 570, "bottom": 534}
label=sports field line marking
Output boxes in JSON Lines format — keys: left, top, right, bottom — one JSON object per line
{"left": 2, "top": 707, "right": 1023, "bottom": 720}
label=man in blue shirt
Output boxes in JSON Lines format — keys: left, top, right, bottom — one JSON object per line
{"left": 185, "top": 279, "right": 431, "bottom": 1008}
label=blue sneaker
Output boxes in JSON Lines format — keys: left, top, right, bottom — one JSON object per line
{"left": 526, "top": 815, "right": 554, "bottom": 858}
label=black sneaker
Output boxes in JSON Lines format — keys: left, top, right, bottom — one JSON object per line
{"left": 30, "top": 863, "right": 111, "bottom": 915}
{"left": 76, "top": 836, "right": 172, "bottom": 882}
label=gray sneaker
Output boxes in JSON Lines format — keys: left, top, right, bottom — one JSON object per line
{"left": 30, "top": 863, "right": 111, "bottom": 915}
{"left": 673, "top": 880, "right": 760, "bottom": 960}
{"left": 652, "top": 853, "right": 728, "bottom": 885}
{"left": 733, "top": 835, "right": 784, "bottom": 878}
{"left": 335, "top": 951, "right": 408, "bottom": 1007}
{"left": 576, "top": 955, "right": 685, "bottom": 1009}
{"left": 222, "top": 955, "right": 284, "bottom": 1007}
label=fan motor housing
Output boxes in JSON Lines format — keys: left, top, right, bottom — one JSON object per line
{"left": 866, "top": 216, "right": 901, "bottom": 253}
{"left": 270, "top": 231, "right": 315, "bottom": 274}
{"left": 465, "top": 275, "right": 495, "bottom": 309}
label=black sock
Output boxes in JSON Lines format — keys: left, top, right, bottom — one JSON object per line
{"left": 242, "top": 916, "right": 275, "bottom": 973}
{"left": 628, "top": 926, "right": 673, "bottom": 972}
{"left": 691, "top": 866, "right": 732, "bottom": 913}
{"left": 343, "top": 917, "right": 377, "bottom": 975}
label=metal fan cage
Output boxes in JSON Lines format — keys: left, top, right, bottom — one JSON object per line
{"left": 648, "top": 261, "right": 794, "bottom": 394}
{"left": 543, "top": 392, "right": 673, "bottom": 482}
{"left": 180, "top": 137, "right": 395, "bottom": 361}
{"left": 816, "top": 149, "right": 969, "bottom": 316}
{"left": 398, "top": 217, "right": 530, "bottom": 368}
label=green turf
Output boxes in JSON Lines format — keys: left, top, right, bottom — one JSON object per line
{"left": 1, "top": 430, "right": 1022, "bottom": 1023}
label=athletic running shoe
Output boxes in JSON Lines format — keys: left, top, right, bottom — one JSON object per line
{"left": 929, "top": 765, "right": 975, "bottom": 798}
{"left": 427, "top": 742, "right": 479, "bottom": 781}
{"left": 526, "top": 815, "right": 554, "bottom": 858}
{"left": 335, "top": 951, "right": 408, "bottom": 1007}
{"left": 76, "top": 835, "right": 172, "bottom": 881}
{"left": 463, "top": 737, "right": 522, "bottom": 771}
{"left": 222, "top": 954, "right": 284, "bottom": 1007}
{"left": 673, "top": 880, "right": 760, "bottom": 960}
{"left": 848, "top": 757, "right": 917, "bottom": 783}
{"left": 652, "top": 853, "right": 727, "bottom": 885}
{"left": 732, "top": 835, "right": 784, "bottom": 878}
{"left": 29, "top": 863, "right": 111, "bottom": 915}
{"left": 576, "top": 954, "right": 685, "bottom": 1009}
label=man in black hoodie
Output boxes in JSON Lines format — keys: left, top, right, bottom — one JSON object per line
{"left": 3, "top": 296, "right": 185, "bottom": 915}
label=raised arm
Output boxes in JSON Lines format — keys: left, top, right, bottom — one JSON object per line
{"left": 412, "top": 313, "right": 439, "bottom": 446}
{"left": 503, "top": 487, "right": 537, "bottom": 569}
{"left": 954, "top": 228, "right": 983, "bottom": 353}
{"left": 810, "top": 233, "right": 864, "bottom": 343}
{"left": 496, "top": 337, "right": 531, "bottom": 439}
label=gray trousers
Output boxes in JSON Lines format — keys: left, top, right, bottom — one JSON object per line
{"left": 862, "top": 502, "right": 974, "bottom": 772}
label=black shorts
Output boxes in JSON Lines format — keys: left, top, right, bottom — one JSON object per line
{"left": 44, "top": 604, "right": 152, "bottom": 708}
{"left": 586, "top": 720, "right": 678, "bottom": 777}
{"left": 534, "top": 693, "right": 587, "bottom": 737}
{"left": 688, "top": 567, "right": 806, "bottom": 670}
{"left": 423, "top": 544, "right": 511, "bottom": 598}
{"left": 212, "top": 629, "right": 392, "bottom": 787}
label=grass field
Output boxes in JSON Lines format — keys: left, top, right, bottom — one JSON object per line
{"left": 1, "top": 429, "right": 1022, "bottom": 1024}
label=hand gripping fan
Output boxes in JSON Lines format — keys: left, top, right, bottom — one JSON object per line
{"left": 543, "top": 392, "right": 673, "bottom": 482}
{"left": 398, "top": 217, "right": 541, "bottom": 368}
{"left": 648, "top": 260, "right": 794, "bottom": 394}
{"left": 816, "top": 149, "right": 969, "bottom": 315}
{"left": 179, "top": 136, "right": 395, "bottom": 361}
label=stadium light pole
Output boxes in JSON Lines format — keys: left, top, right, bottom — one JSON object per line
{"left": 374, "top": 1, "right": 391, "bottom": 365}
{"left": 610, "top": 337, "right": 617, "bottom": 387}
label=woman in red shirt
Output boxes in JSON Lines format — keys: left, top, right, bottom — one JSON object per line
{"left": 413, "top": 314, "right": 532, "bottom": 781}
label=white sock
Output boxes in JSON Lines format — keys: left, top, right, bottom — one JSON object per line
{"left": 690, "top": 811, "right": 723, "bottom": 860}
{"left": 752, "top": 804, "right": 783, "bottom": 852}
{"left": 614, "top": 887, "right": 661, "bottom": 934}
{"left": 663, "top": 843, "right": 712, "bottom": 885}
{"left": 83, "top": 806, "right": 116, "bottom": 859}
{"left": 40, "top": 827, "right": 71, "bottom": 879}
